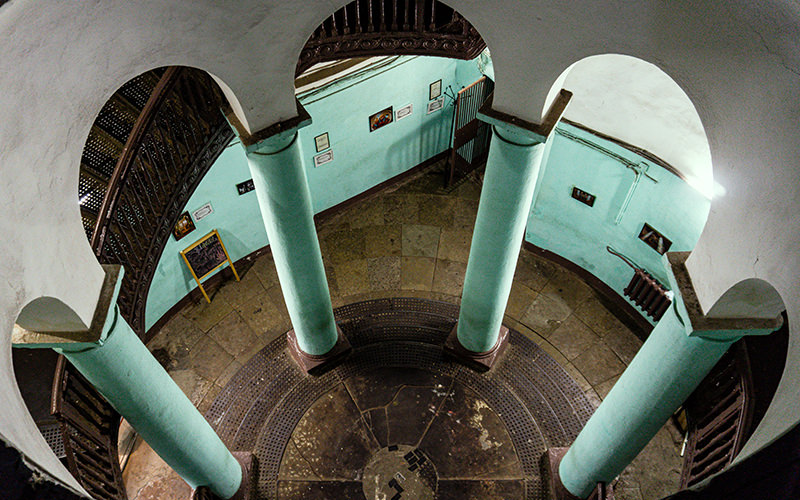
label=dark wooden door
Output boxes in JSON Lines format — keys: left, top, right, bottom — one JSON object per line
{"left": 448, "top": 76, "right": 494, "bottom": 186}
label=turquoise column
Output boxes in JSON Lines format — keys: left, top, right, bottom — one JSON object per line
{"left": 558, "top": 304, "right": 774, "bottom": 498}
{"left": 456, "top": 123, "right": 548, "bottom": 352}
{"left": 57, "top": 307, "right": 242, "bottom": 499}
{"left": 244, "top": 128, "right": 338, "bottom": 356}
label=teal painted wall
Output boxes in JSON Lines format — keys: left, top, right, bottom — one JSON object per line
{"left": 525, "top": 122, "right": 711, "bottom": 320}
{"left": 144, "top": 56, "right": 473, "bottom": 330}
{"left": 145, "top": 56, "right": 711, "bottom": 333}
{"left": 145, "top": 144, "right": 266, "bottom": 330}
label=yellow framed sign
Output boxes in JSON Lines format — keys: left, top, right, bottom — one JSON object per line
{"left": 180, "top": 229, "right": 240, "bottom": 303}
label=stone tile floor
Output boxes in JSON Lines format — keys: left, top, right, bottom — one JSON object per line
{"left": 122, "top": 161, "right": 683, "bottom": 499}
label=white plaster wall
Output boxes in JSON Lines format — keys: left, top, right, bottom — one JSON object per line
{"left": 1, "top": 0, "right": 798, "bottom": 487}
{"left": 544, "top": 54, "right": 713, "bottom": 198}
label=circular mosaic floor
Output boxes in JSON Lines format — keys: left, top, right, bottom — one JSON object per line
{"left": 205, "top": 298, "right": 595, "bottom": 499}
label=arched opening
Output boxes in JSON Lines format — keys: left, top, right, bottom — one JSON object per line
{"left": 525, "top": 54, "right": 714, "bottom": 337}
{"left": 680, "top": 280, "right": 788, "bottom": 488}
{"left": 545, "top": 54, "right": 714, "bottom": 199}
{"left": 77, "top": 66, "right": 233, "bottom": 336}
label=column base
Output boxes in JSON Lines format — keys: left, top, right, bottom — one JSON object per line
{"left": 287, "top": 325, "right": 352, "bottom": 375}
{"left": 231, "top": 452, "right": 258, "bottom": 500}
{"left": 191, "top": 452, "right": 258, "bottom": 500}
{"left": 545, "top": 448, "right": 615, "bottom": 500}
{"left": 443, "top": 322, "right": 509, "bottom": 372}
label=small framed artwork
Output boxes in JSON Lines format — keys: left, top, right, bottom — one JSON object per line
{"left": 173, "top": 211, "right": 196, "bottom": 241}
{"left": 314, "top": 149, "right": 334, "bottom": 167}
{"left": 236, "top": 179, "right": 255, "bottom": 195}
{"left": 369, "top": 106, "right": 393, "bottom": 132}
{"left": 314, "top": 132, "right": 330, "bottom": 152}
{"left": 396, "top": 103, "right": 413, "bottom": 121}
{"left": 429, "top": 79, "right": 442, "bottom": 100}
{"left": 638, "top": 223, "right": 673, "bottom": 255}
{"left": 571, "top": 187, "right": 596, "bottom": 207}
{"left": 426, "top": 98, "right": 444, "bottom": 114}
{"left": 192, "top": 202, "right": 213, "bottom": 221}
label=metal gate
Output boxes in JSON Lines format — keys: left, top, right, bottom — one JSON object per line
{"left": 448, "top": 76, "right": 494, "bottom": 186}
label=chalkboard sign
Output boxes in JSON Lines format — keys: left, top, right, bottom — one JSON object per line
{"left": 180, "top": 229, "right": 240, "bottom": 303}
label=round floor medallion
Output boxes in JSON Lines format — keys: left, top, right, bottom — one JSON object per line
{"left": 206, "top": 298, "right": 596, "bottom": 499}
{"left": 362, "top": 445, "right": 437, "bottom": 500}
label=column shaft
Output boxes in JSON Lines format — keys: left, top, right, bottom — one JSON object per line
{"left": 59, "top": 308, "right": 242, "bottom": 499}
{"left": 245, "top": 130, "right": 338, "bottom": 356}
{"left": 457, "top": 126, "right": 546, "bottom": 352}
{"left": 558, "top": 306, "right": 734, "bottom": 498}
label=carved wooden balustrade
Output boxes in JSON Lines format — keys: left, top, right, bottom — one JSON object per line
{"left": 680, "top": 341, "right": 755, "bottom": 488}
{"left": 67, "top": 67, "right": 232, "bottom": 500}
{"left": 51, "top": 357, "right": 127, "bottom": 500}
{"left": 297, "top": 0, "right": 486, "bottom": 75}
{"left": 83, "top": 67, "right": 234, "bottom": 336}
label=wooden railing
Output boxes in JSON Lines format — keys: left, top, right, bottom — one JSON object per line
{"left": 65, "top": 67, "right": 233, "bottom": 499}
{"left": 87, "top": 67, "right": 233, "bottom": 336}
{"left": 51, "top": 356, "right": 127, "bottom": 500}
{"left": 297, "top": 0, "right": 486, "bottom": 75}
{"left": 680, "top": 341, "right": 754, "bottom": 488}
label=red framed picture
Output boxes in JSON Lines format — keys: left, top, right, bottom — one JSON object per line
{"left": 369, "top": 106, "right": 393, "bottom": 132}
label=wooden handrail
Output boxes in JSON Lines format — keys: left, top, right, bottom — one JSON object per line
{"left": 296, "top": 0, "right": 486, "bottom": 76}
{"left": 90, "top": 66, "right": 183, "bottom": 252}
{"left": 51, "top": 356, "right": 127, "bottom": 500}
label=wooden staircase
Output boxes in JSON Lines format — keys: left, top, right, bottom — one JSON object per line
{"left": 79, "top": 70, "right": 165, "bottom": 241}
{"left": 77, "top": 67, "right": 234, "bottom": 337}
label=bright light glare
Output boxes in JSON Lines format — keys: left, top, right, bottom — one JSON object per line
{"left": 712, "top": 181, "right": 727, "bottom": 199}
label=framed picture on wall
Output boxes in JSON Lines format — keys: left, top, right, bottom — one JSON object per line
{"left": 396, "top": 103, "right": 413, "bottom": 120}
{"left": 429, "top": 79, "right": 442, "bottom": 100}
{"left": 313, "top": 150, "right": 334, "bottom": 167}
{"left": 369, "top": 106, "right": 393, "bottom": 132}
{"left": 314, "top": 132, "right": 330, "bottom": 152}
{"left": 638, "top": 223, "right": 673, "bottom": 255}
{"left": 426, "top": 98, "right": 444, "bottom": 114}
{"left": 172, "top": 211, "right": 196, "bottom": 241}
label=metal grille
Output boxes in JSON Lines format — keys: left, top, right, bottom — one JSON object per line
{"left": 51, "top": 356, "right": 126, "bottom": 500}
{"left": 680, "top": 341, "right": 753, "bottom": 488}
{"left": 39, "top": 421, "right": 66, "bottom": 459}
{"left": 448, "top": 76, "right": 494, "bottom": 186}
{"left": 207, "top": 298, "right": 595, "bottom": 499}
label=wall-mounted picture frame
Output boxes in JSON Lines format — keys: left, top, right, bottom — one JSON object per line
{"left": 314, "top": 149, "right": 334, "bottom": 167}
{"left": 369, "top": 106, "right": 393, "bottom": 132}
{"left": 173, "top": 211, "right": 196, "bottom": 241}
{"left": 192, "top": 202, "right": 213, "bottom": 221}
{"left": 571, "top": 187, "right": 596, "bottom": 207}
{"left": 429, "top": 79, "right": 442, "bottom": 100}
{"left": 314, "top": 132, "right": 330, "bottom": 152}
{"left": 396, "top": 103, "right": 413, "bottom": 121}
{"left": 638, "top": 223, "right": 673, "bottom": 255}
{"left": 237, "top": 179, "right": 255, "bottom": 195}
{"left": 426, "top": 98, "right": 444, "bottom": 114}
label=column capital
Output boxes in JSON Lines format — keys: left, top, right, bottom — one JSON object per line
{"left": 12, "top": 265, "right": 123, "bottom": 346}
{"left": 477, "top": 89, "right": 572, "bottom": 144}
{"left": 667, "top": 252, "right": 782, "bottom": 341}
{"left": 226, "top": 98, "right": 312, "bottom": 148}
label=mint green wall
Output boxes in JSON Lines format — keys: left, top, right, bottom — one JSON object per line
{"left": 144, "top": 56, "right": 472, "bottom": 330}
{"left": 299, "top": 56, "right": 458, "bottom": 212}
{"left": 145, "top": 144, "right": 266, "bottom": 330}
{"left": 526, "top": 122, "right": 711, "bottom": 320}
{"left": 145, "top": 57, "right": 711, "bottom": 333}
